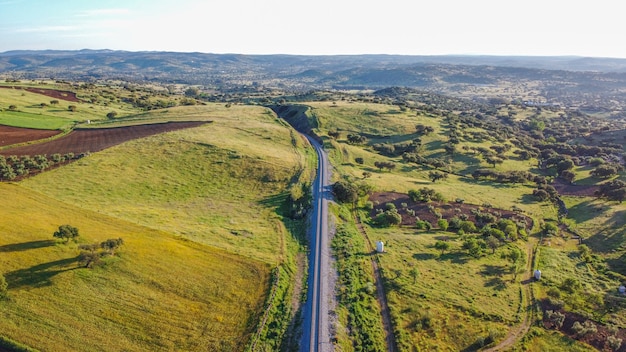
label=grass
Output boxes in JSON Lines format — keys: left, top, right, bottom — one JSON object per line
{"left": 21, "top": 105, "right": 308, "bottom": 265}
{"left": 0, "top": 110, "right": 71, "bottom": 130}
{"left": 369, "top": 225, "right": 518, "bottom": 351}
{"left": 303, "top": 100, "right": 614, "bottom": 350}
{"left": 516, "top": 328, "right": 597, "bottom": 352}
{"left": 9, "top": 103, "right": 312, "bottom": 350}
{"left": 0, "top": 183, "right": 270, "bottom": 351}
{"left": 0, "top": 85, "right": 138, "bottom": 128}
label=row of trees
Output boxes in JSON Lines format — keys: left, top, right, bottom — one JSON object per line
{"left": 0, "top": 153, "right": 76, "bottom": 180}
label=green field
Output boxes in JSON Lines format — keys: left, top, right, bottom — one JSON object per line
{"left": 297, "top": 99, "right": 626, "bottom": 350}
{"left": 21, "top": 104, "right": 309, "bottom": 264}
{"left": 1, "top": 95, "right": 312, "bottom": 350}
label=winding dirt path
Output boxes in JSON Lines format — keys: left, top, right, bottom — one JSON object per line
{"left": 355, "top": 216, "right": 397, "bottom": 352}
{"left": 483, "top": 241, "right": 537, "bottom": 351}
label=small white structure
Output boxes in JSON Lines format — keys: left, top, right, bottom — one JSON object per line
{"left": 376, "top": 241, "right": 385, "bottom": 253}
{"left": 619, "top": 285, "right": 626, "bottom": 294}
{"left": 534, "top": 269, "right": 541, "bottom": 280}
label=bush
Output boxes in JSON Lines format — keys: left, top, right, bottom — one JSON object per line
{"left": 608, "top": 335, "right": 622, "bottom": 351}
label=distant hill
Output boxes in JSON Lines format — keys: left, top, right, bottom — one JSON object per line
{"left": 2, "top": 50, "right": 626, "bottom": 112}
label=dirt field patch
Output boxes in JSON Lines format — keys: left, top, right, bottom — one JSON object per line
{"left": 552, "top": 179, "right": 599, "bottom": 197}
{"left": 369, "top": 191, "right": 532, "bottom": 229}
{"left": 541, "top": 299, "right": 626, "bottom": 351}
{"left": 0, "top": 86, "right": 82, "bottom": 102}
{"left": 0, "top": 121, "right": 209, "bottom": 157}
{"left": 0, "top": 125, "right": 61, "bottom": 147}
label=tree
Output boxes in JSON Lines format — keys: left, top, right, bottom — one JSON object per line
{"left": 434, "top": 240, "right": 451, "bottom": 255}
{"left": 502, "top": 246, "right": 526, "bottom": 280}
{"left": 437, "top": 218, "right": 449, "bottom": 231}
{"left": 462, "top": 237, "right": 485, "bottom": 258}
{"left": 328, "top": 130, "right": 340, "bottom": 139}
{"left": 68, "top": 105, "right": 77, "bottom": 112}
{"left": 79, "top": 251, "right": 101, "bottom": 268}
{"left": 347, "top": 134, "right": 367, "bottom": 145}
{"left": 8, "top": 105, "right": 17, "bottom": 111}
{"left": 559, "top": 170, "right": 575, "bottom": 184}
{"left": 101, "top": 238, "right": 124, "bottom": 254}
{"left": 374, "top": 209, "right": 402, "bottom": 227}
{"left": 53, "top": 224, "right": 79, "bottom": 242}
{"left": 428, "top": 171, "right": 448, "bottom": 183}
{"left": 332, "top": 180, "right": 359, "bottom": 204}
{"left": 106, "top": 111, "right": 118, "bottom": 119}
{"left": 50, "top": 99, "right": 59, "bottom": 105}
{"left": 355, "top": 157, "right": 364, "bottom": 164}
{"left": 185, "top": 87, "right": 200, "bottom": 97}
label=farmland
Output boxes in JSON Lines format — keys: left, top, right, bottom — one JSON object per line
{"left": 2, "top": 61, "right": 626, "bottom": 352}
{"left": 0, "top": 85, "right": 313, "bottom": 351}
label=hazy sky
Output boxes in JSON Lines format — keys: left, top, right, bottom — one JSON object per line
{"left": 0, "top": 0, "right": 623, "bottom": 57}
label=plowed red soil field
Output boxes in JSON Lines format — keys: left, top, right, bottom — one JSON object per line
{"left": 0, "top": 86, "right": 82, "bottom": 102}
{"left": 0, "top": 125, "right": 61, "bottom": 147}
{"left": 0, "top": 121, "right": 208, "bottom": 157}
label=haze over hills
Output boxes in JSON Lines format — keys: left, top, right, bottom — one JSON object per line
{"left": 2, "top": 50, "right": 626, "bottom": 115}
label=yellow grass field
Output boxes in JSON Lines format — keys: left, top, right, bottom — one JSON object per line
{"left": 0, "top": 183, "right": 270, "bottom": 351}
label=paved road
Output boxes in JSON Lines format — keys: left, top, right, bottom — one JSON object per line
{"left": 300, "top": 136, "right": 332, "bottom": 352}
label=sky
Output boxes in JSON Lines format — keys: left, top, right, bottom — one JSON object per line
{"left": 0, "top": 0, "right": 624, "bottom": 58}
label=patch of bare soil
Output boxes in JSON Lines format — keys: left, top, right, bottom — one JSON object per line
{"left": 369, "top": 192, "right": 533, "bottom": 229}
{"left": 0, "top": 121, "right": 209, "bottom": 157}
{"left": 0, "top": 86, "right": 83, "bottom": 102}
{"left": 552, "top": 179, "right": 599, "bottom": 197}
{"left": 541, "top": 299, "right": 626, "bottom": 351}
{"left": 0, "top": 125, "right": 61, "bottom": 147}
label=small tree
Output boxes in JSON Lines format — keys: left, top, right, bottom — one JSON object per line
{"left": 437, "top": 218, "right": 449, "bottom": 231}
{"left": 434, "top": 240, "right": 451, "bottom": 255}
{"left": 53, "top": 224, "right": 79, "bottom": 242}
{"left": 50, "top": 99, "right": 59, "bottom": 105}
{"left": 101, "top": 238, "right": 124, "bottom": 254}
{"left": 106, "top": 111, "right": 118, "bottom": 119}
{"left": 429, "top": 171, "right": 448, "bottom": 183}
{"left": 68, "top": 105, "right": 77, "bottom": 112}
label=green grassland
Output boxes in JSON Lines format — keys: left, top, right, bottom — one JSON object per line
{"left": 0, "top": 85, "right": 136, "bottom": 129}
{"left": 300, "top": 100, "right": 625, "bottom": 349}
{"left": 0, "top": 183, "right": 270, "bottom": 351}
{"left": 371, "top": 226, "right": 519, "bottom": 350}
{"left": 2, "top": 96, "right": 312, "bottom": 350}
{"left": 309, "top": 100, "right": 552, "bottom": 219}
{"left": 21, "top": 104, "right": 309, "bottom": 264}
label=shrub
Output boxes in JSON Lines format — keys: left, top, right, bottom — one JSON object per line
{"left": 608, "top": 335, "right": 622, "bottom": 351}
{"left": 545, "top": 310, "right": 565, "bottom": 329}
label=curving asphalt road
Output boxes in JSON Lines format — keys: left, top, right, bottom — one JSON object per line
{"left": 300, "top": 136, "right": 332, "bottom": 352}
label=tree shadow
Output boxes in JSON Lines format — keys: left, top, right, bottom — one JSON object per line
{"left": 412, "top": 252, "right": 437, "bottom": 261}
{"left": 567, "top": 200, "right": 609, "bottom": 224}
{"left": 0, "top": 240, "right": 55, "bottom": 252}
{"left": 5, "top": 256, "right": 79, "bottom": 289}
{"left": 480, "top": 264, "right": 507, "bottom": 277}
{"left": 481, "top": 264, "right": 508, "bottom": 291}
